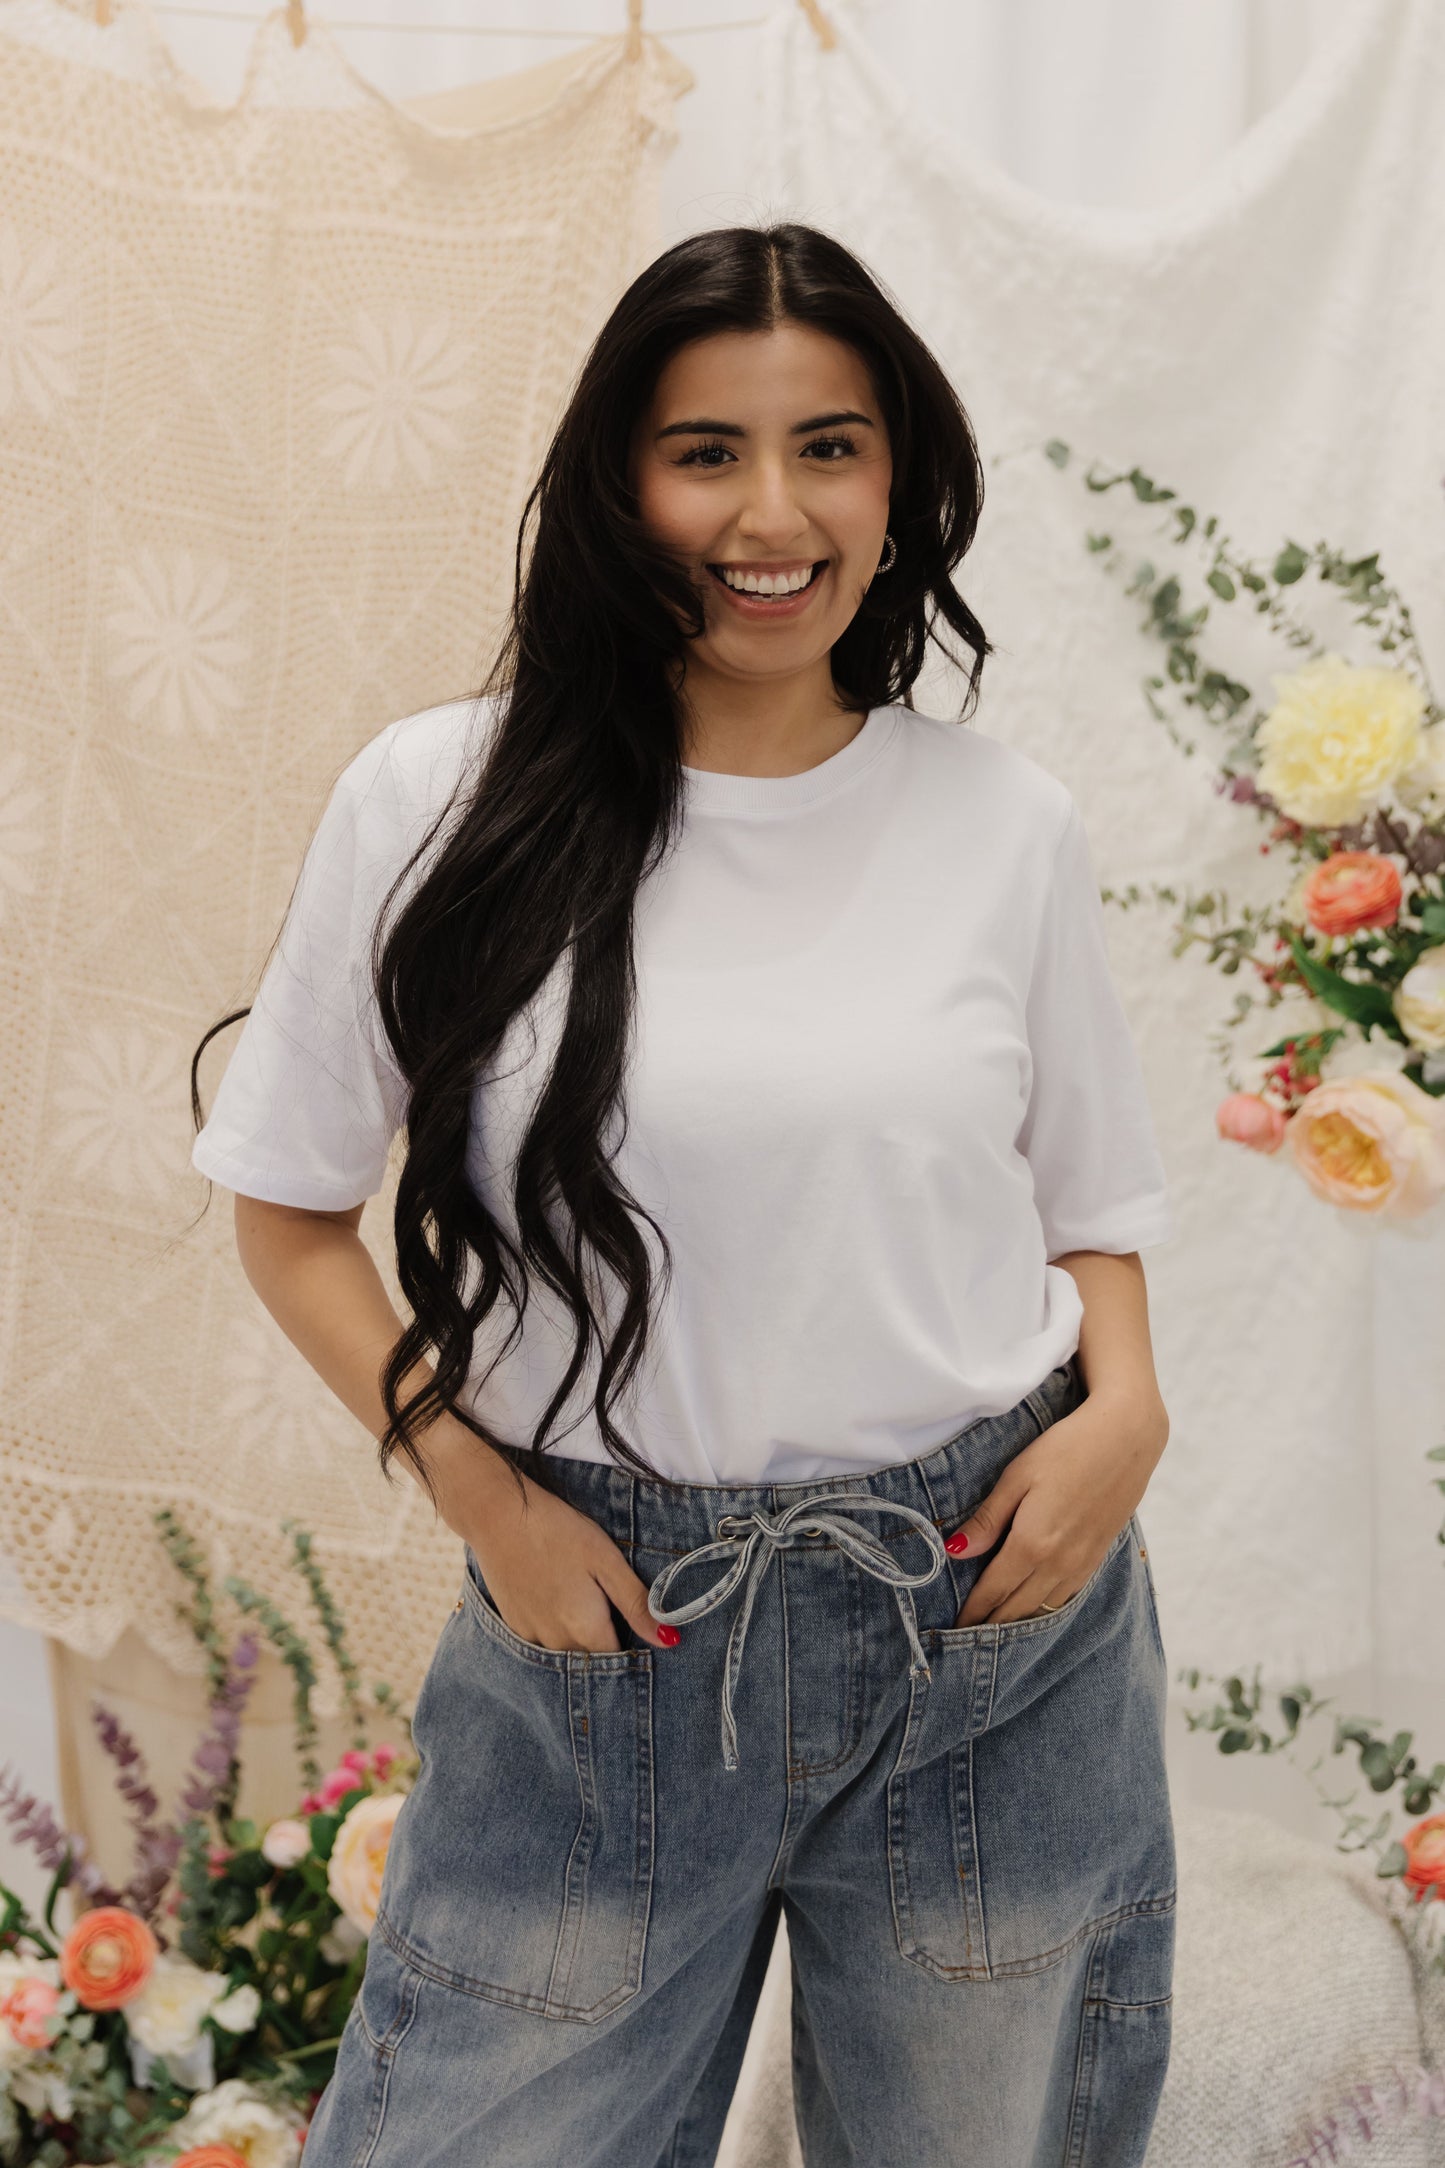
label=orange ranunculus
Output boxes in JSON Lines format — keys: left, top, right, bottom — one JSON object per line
{"left": 1216, "top": 1093, "right": 1288, "bottom": 1153}
{"left": 58, "top": 1904, "right": 158, "bottom": 2010}
{"left": 172, "top": 2150, "right": 252, "bottom": 2168}
{"left": 1301, "top": 851, "right": 1402, "bottom": 936}
{"left": 1402, "top": 1811, "right": 1445, "bottom": 1901}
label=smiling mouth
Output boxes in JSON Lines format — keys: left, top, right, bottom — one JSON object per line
{"left": 705, "top": 560, "right": 826, "bottom": 599}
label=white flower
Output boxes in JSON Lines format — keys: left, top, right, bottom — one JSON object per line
{"left": 1320, "top": 1026, "right": 1411, "bottom": 1082}
{"left": 260, "top": 1817, "right": 311, "bottom": 1870}
{"left": 210, "top": 1981, "right": 261, "bottom": 2034}
{"left": 315, "top": 305, "right": 477, "bottom": 489}
{"left": 318, "top": 1913, "right": 366, "bottom": 1965}
{"left": 123, "top": 1952, "right": 229, "bottom": 2058}
{"left": 169, "top": 2076, "right": 305, "bottom": 2168}
{"left": 128, "top": 2025, "right": 214, "bottom": 2095}
{"left": 0, "top": 226, "right": 82, "bottom": 419}
{"left": 104, "top": 546, "right": 252, "bottom": 738}
{"left": 49, "top": 1023, "right": 188, "bottom": 1204}
{"left": 1393, "top": 947, "right": 1445, "bottom": 1052}
{"left": 1393, "top": 724, "right": 1445, "bottom": 817}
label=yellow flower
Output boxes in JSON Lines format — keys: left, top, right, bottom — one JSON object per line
{"left": 1255, "top": 653, "right": 1427, "bottom": 827}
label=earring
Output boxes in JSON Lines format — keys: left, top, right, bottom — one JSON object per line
{"left": 870, "top": 532, "right": 897, "bottom": 583}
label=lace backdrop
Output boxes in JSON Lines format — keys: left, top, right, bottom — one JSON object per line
{"left": 0, "top": 0, "right": 691, "bottom": 1719}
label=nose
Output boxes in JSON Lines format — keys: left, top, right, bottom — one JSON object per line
{"left": 734, "top": 458, "right": 811, "bottom": 550}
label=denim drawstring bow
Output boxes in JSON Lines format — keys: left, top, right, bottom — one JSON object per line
{"left": 646, "top": 1494, "right": 950, "bottom": 1771}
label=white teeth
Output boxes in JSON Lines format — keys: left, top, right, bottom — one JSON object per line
{"left": 717, "top": 564, "right": 816, "bottom": 595}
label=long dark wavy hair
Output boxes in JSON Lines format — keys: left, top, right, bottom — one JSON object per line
{"left": 191, "top": 221, "right": 992, "bottom": 1507}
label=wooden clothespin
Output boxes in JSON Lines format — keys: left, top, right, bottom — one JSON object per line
{"left": 798, "top": 0, "right": 837, "bottom": 50}
{"left": 625, "top": 0, "right": 643, "bottom": 62}
{"left": 286, "top": 0, "right": 307, "bottom": 48}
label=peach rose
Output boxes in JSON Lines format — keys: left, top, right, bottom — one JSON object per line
{"left": 59, "top": 1905, "right": 158, "bottom": 2010}
{"left": 1402, "top": 1811, "right": 1445, "bottom": 1901}
{"left": 1300, "top": 851, "right": 1402, "bottom": 937}
{"left": 326, "top": 1791, "right": 403, "bottom": 1936}
{"left": 0, "top": 1976, "right": 61, "bottom": 2050}
{"left": 172, "top": 2150, "right": 251, "bottom": 2168}
{"left": 1287, "top": 1070, "right": 1445, "bottom": 1218}
{"left": 1216, "top": 1093, "right": 1288, "bottom": 1153}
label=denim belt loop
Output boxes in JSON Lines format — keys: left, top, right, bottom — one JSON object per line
{"left": 646, "top": 1493, "right": 951, "bottom": 1772}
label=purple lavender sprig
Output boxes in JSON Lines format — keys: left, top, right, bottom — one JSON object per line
{"left": 0, "top": 1765, "right": 122, "bottom": 1951}
{"left": 89, "top": 1700, "right": 182, "bottom": 1925}
{"left": 175, "top": 1629, "right": 260, "bottom": 1823}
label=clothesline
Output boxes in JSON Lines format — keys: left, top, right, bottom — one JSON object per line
{"left": 143, "top": 4, "right": 771, "bottom": 37}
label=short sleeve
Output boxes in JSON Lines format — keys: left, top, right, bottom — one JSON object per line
{"left": 1016, "top": 796, "right": 1175, "bottom": 1258}
{"left": 190, "top": 734, "right": 411, "bottom": 1210}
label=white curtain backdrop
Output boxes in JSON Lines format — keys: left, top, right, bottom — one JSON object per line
{"left": 5, "top": 0, "right": 1439, "bottom": 1908}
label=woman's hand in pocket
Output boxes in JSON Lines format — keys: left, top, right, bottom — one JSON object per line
{"left": 946, "top": 1390, "right": 1168, "bottom": 1627}
{"left": 434, "top": 1428, "right": 679, "bottom": 1654}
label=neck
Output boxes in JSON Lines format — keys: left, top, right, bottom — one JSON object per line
{"left": 678, "top": 659, "right": 869, "bottom": 778}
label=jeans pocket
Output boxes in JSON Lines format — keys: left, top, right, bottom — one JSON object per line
{"left": 375, "top": 1553, "right": 655, "bottom": 2023}
{"left": 887, "top": 1524, "right": 1174, "bottom": 1981}
{"left": 1064, "top": 1902, "right": 1176, "bottom": 2167}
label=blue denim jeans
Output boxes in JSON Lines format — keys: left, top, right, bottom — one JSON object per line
{"left": 300, "top": 1355, "right": 1175, "bottom": 2167}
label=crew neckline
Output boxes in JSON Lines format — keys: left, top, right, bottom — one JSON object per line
{"left": 681, "top": 703, "right": 899, "bottom": 817}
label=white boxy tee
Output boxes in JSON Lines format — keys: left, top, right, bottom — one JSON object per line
{"left": 192, "top": 696, "right": 1174, "bottom": 1482}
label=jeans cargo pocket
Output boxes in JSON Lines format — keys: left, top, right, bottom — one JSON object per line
{"left": 373, "top": 1550, "right": 655, "bottom": 2024}
{"left": 887, "top": 1519, "right": 1174, "bottom": 1981}
{"left": 1063, "top": 1901, "right": 1176, "bottom": 2167}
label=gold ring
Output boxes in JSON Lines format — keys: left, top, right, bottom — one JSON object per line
{"left": 1037, "top": 1598, "right": 1061, "bottom": 1612}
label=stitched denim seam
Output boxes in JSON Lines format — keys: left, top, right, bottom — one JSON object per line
{"left": 767, "top": 1562, "right": 801, "bottom": 1886}
{"left": 914, "top": 1459, "right": 966, "bottom": 1623}
{"left": 920, "top": 1524, "right": 1132, "bottom": 1652}
{"left": 461, "top": 1566, "right": 651, "bottom": 1671}
{"left": 1062, "top": 1923, "right": 1108, "bottom": 2168}
{"left": 884, "top": 1664, "right": 930, "bottom": 1957}
{"left": 349, "top": 1961, "right": 423, "bottom": 2168}
{"left": 374, "top": 1905, "right": 643, "bottom": 2023}
{"left": 897, "top": 1889, "right": 1177, "bottom": 1985}
{"left": 546, "top": 1663, "right": 596, "bottom": 2016}
{"left": 785, "top": 1551, "right": 867, "bottom": 1779}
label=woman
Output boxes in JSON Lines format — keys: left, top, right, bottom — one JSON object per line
{"left": 191, "top": 222, "right": 1177, "bottom": 2168}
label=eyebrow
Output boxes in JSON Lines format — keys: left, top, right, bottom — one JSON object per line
{"left": 654, "top": 409, "right": 876, "bottom": 440}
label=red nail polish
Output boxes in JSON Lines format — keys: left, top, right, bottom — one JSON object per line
{"left": 944, "top": 1532, "right": 969, "bottom": 1556}
{"left": 656, "top": 1624, "right": 680, "bottom": 1646}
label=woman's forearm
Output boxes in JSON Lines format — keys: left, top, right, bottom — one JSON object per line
{"left": 231, "top": 1194, "right": 512, "bottom": 1523}
{"left": 1050, "top": 1248, "right": 1169, "bottom": 1447}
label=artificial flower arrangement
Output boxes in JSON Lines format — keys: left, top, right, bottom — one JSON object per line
{"left": 1044, "top": 438, "right": 1445, "bottom": 1222}
{"left": 0, "top": 1510, "right": 419, "bottom": 2166}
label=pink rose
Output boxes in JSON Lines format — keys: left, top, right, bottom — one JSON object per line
{"left": 1216, "top": 1093, "right": 1288, "bottom": 1154}
{"left": 0, "top": 1977, "right": 61, "bottom": 2050}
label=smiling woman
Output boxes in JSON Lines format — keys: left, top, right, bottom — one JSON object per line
{"left": 632, "top": 322, "right": 896, "bottom": 767}
{"left": 191, "top": 221, "right": 1176, "bottom": 2168}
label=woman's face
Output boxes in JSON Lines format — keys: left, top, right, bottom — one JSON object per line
{"left": 631, "top": 321, "right": 893, "bottom": 694}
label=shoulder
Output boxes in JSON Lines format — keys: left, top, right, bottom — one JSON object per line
{"left": 890, "top": 705, "right": 1075, "bottom": 851}
{"left": 322, "top": 693, "right": 498, "bottom": 858}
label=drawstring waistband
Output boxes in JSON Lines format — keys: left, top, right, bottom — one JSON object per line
{"left": 645, "top": 1493, "right": 950, "bottom": 1772}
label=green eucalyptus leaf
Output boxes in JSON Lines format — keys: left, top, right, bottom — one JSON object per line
{"left": 1220, "top": 1728, "right": 1251, "bottom": 1753}
{"left": 1207, "top": 569, "right": 1236, "bottom": 600}
{"left": 1273, "top": 542, "right": 1309, "bottom": 584}
{"left": 1285, "top": 936, "right": 1402, "bottom": 1032}
{"left": 1045, "top": 439, "right": 1070, "bottom": 466}
{"left": 1376, "top": 1842, "right": 1409, "bottom": 1877}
